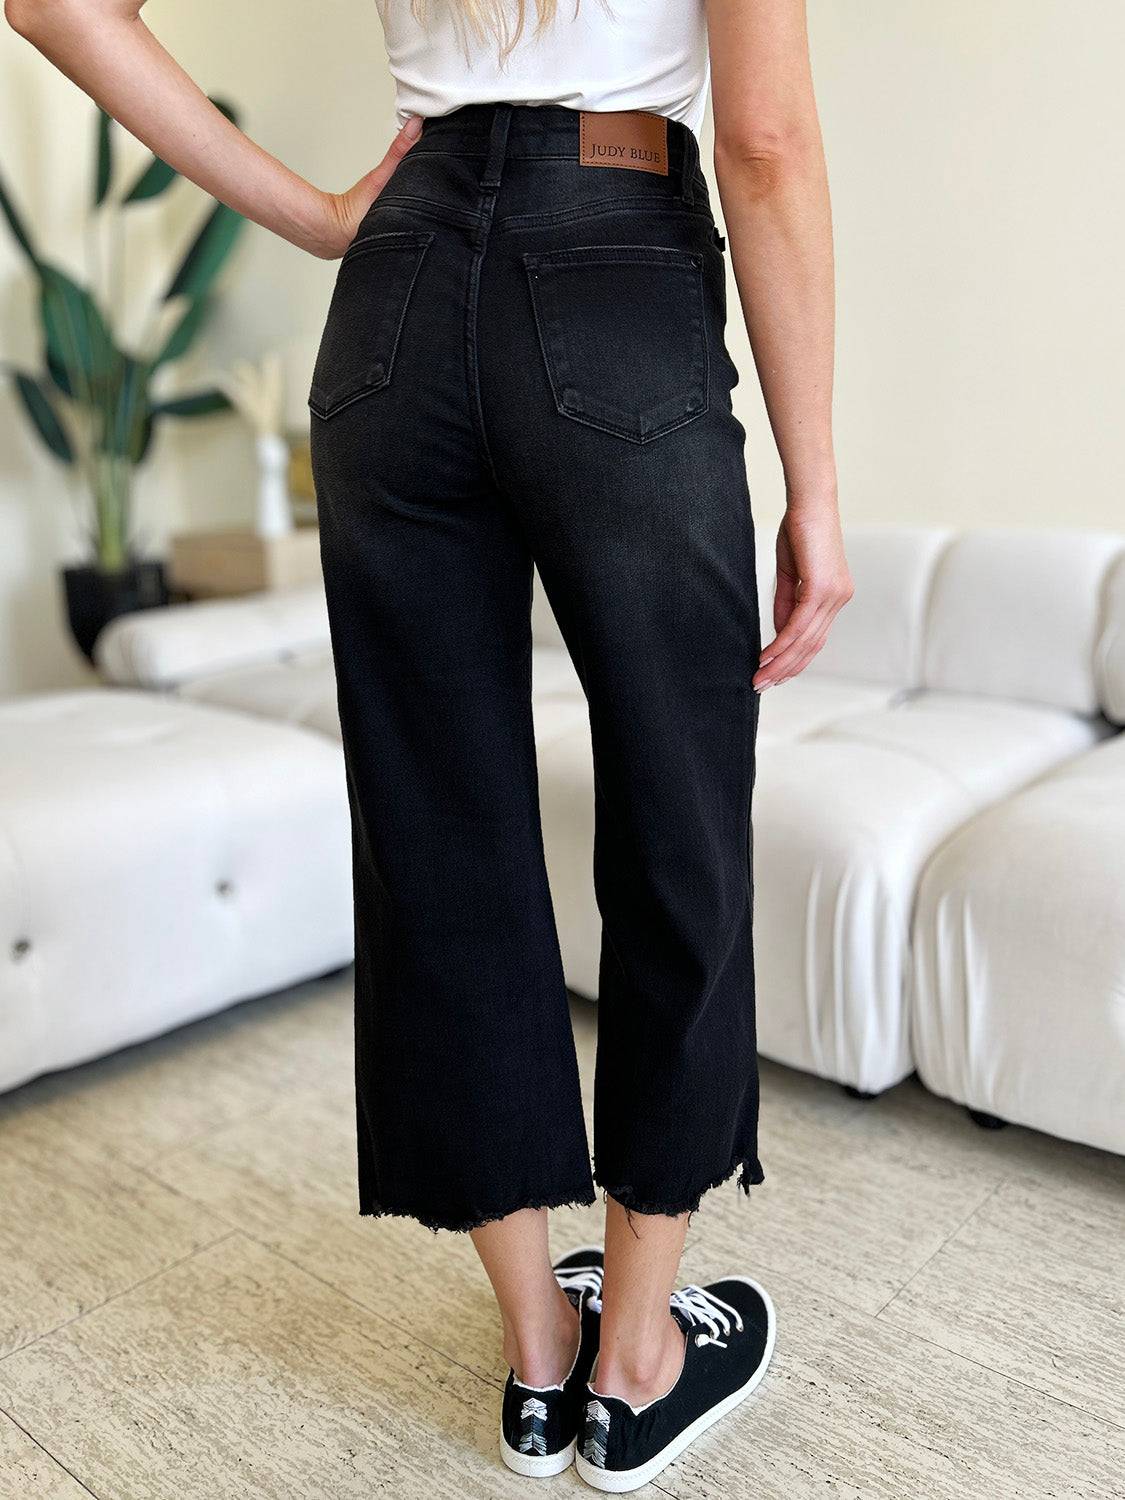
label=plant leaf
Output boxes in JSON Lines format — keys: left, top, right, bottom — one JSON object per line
{"left": 153, "top": 294, "right": 212, "bottom": 368}
{"left": 210, "top": 98, "right": 240, "bottom": 128}
{"left": 94, "top": 109, "right": 113, "bottom": 207}
{"left": 38, "top": 263, "right": 118, "bottom": 384}
{"left": 150, "top": 387, "right": 230, "bottom": 417}
{"left": 97, "top": 354, "right": 149, "bottom": 459}
{"left": 130, "top": 410, "right": 156, "bottom": 464}
{"left": 10, "top": 371, "right": 74, "bottom": 462}
{"left": 121, "top": 96, "right": 239, "bottom": 204}
{"left": 0, "top": 168, "right": 38, "bottom": 264}
{"left": 163, "top": 201, "right": 244, "bottom": 302}
{"left": 46, "top": 349, "right": 75, "bottom": 398}
{"left": 120, "top": 152, "right": 176, "bottom": 205}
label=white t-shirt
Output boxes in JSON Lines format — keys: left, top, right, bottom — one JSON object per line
{"left": 374, "top": 0, "right": 711, "bottom": 138}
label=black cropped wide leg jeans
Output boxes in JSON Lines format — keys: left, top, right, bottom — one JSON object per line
{"left": 308, "top": 103, "right": 764, "bottom": 1232}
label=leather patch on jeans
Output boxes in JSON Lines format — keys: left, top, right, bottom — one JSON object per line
{"left": 579, "top": 110, "right": 669, "bottom": 176}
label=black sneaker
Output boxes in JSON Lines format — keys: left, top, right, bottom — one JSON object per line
{"left": 575, "top": 1278, "right": 775, "bottom": 1492}
{"left": 499, "top": 1245, "right": 605, "bottom": 1477}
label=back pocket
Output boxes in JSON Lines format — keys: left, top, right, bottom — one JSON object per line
{"left": 523, "top": 244, "right": 708, "bottom": 443}
{"left": 308, "top": 230, "right": 433, "bottom": 420}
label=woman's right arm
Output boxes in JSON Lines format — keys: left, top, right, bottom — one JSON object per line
{"left": 5, "top": 0, "right": 421, "bottom": 259}
{"left": 706, "top": 0, "right": 852, "bottom": 690}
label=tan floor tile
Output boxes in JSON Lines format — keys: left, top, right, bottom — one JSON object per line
{"left": 0, "top": 1234, "right": 592, "bottom": 1500}
{"left": 879, "top": 1172, "right": 1125, "bottom": 1427}
{"left": 689, "top": 1066, "right": 1122, "bottom": 1319}
{"left": 4, "top": 972, "right": 1122, "bottom": 1497}
{"left": 0, "top": 972, "right": 352, "bottom": 1171}
{"left": 577, "top": 1002, "right": 873, "bottom": 1263}
{"left": 0, "top": 1135, "right": 228, "bottom": 1358}
{"left": 685, "top": 1074, "right": 1000, "bottom": 1314}
{"left": 842, "top": 1072, "right": 1125, "bottom": 1198}
{"left": 0, "top": 1412, "right": 95, "bottom": 1498}
{"left": 145, "top": 1083, "right": 605, "bottom": 1384}
{"left": 656, "top": 1276, "right": 1125, "bottom": 1500}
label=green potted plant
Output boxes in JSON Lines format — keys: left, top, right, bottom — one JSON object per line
{"left": 0, "top": 101, "right": 246, "bottom": 660}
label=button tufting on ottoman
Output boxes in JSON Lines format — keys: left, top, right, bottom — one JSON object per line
{"left": 0, "top": 689, "right": 352, "bottom": 1094}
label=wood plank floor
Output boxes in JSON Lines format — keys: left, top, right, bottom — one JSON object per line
{"left": 1, "top": 973, "right": 1122, "bottom": 1499}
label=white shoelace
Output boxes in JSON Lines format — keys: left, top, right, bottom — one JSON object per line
{"left": 670, "top": 1284, "right": 744, "bottom": 1348}
{"left": 557, "top": 1260, "right": 604, "bottom": 1313}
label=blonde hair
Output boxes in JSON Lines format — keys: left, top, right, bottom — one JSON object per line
{"left": 409, "top": 0, "right": 572, "bottom": 64}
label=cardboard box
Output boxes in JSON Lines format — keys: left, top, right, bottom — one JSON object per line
{"left": 169, "top": 527, "right": 322, "bottom": 598}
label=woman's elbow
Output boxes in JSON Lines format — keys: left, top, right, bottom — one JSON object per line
{"left": 5, "top": 0, "right": 33, "bottom": 37}
{"left": 713, "top": 124, "right": 818, "bottom": 196}
{"left": 6, "top": 0, "right": 102, "bottom": 41}
{"left": 7, "top": 0, "right": 58, "bottom": 40}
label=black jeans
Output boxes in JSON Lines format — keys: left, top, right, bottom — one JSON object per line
{"left": 309, "top": 102, "right": 763, "bottom": 1232}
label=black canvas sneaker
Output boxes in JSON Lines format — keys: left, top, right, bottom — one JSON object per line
{"left": 575, "top": 1277, "right": 776, "bottom": 1493}
{"left": 499, "top": 1245, "right": 605, "bottom": 1477}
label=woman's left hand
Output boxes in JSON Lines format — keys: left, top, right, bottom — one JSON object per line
{"left": 755, "top": 500, "right": 853, "bottom": 690}
{"left": 316, "top": 115, "right": 425, "bottom": 259}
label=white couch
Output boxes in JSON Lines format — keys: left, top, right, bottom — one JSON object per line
{"left": 0, "top": 690, "right": 353, "bottom": 1095}
{"left": 93, "top": 527, "right": 1125, "bottom": 1155}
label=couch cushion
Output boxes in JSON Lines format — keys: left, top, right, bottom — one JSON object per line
{"left": 532, "top": 642, "right": 584, "bottom": 703}
{"left": 921, "top": 529, "right": 1125, "bottom": 714}
{"left": 814, "top": 691, "right": 1109, "bottom": 800}
{"left": 751, "top": 696, "right": 1105, "bottom": 1093}
{"left": 537, "top": 724, "right": 600, "bottom": 999}
{"left": 757, "top": 677, "right": 903, "bottom": 747}
{"left": 0, "top": 690, "right": 352, "bottom": 1094}
{"left": 179, "top": 641, "right": 589, "bottom": 747}
{"left": 533, "top": 693, "right": 590, "bottom": 748}
{"left": 805, "top": 527, "right": 950, "bottom": 687}
{"left": 752, "top": 738, "right": 963, "bottom": 1092}
{"left": 181, "top": 649, "right": 343, "bottom": 740}
{"left": 911, "top": 732, "right": 1125, "bottom": 1155}
{"left": 1096, "top": 550, "right": 1125, "bottom": 725}
{"left": 531, "top": 570, "right": 565, "bottom": 650}
{"left": 96, "top": 586, "right": 331, "bottom": 689}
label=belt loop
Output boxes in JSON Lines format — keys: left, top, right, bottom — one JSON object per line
{"left": 481, "top": 102, "right": 514, "bottom": 190}
{"left": 679, "top": 126, "right": 696, "bottom": 204}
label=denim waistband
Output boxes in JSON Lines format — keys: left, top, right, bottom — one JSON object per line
{"left": 413, "top": 102, "right": 700, "bottom": 185}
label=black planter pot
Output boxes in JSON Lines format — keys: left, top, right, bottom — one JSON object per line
{"left": 63, "top": 558, "right": 169, "bottom": 664}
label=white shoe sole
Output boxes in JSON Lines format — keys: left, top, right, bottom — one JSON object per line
{"left": 574, "top": 1277, "right": 777, "bottom": 1494}
{"left": 500, "top": 1434, "right": 576, "bottom": 1477}
{"left": 498, "top": 1246, "right": 603, "bottom": 1478}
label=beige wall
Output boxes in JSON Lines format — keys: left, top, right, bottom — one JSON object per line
{"left": 799, "top": 2, "right": 1125, "bottom": 535}
{"left": 1, "top": 1, "right": 1123, "bottom": 693}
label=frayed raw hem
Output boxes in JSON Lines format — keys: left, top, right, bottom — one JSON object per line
{"left": 595, "top": 1154, "right": 765, "bottom": 1220}
{"left": 357, "top": 1183, "right": 599, "bottom": 1235}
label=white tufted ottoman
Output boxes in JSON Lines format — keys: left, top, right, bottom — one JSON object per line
{"left": 0, "top": 689, "right": 353, "bottom": 1094}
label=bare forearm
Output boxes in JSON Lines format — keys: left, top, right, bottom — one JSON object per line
{"left": 715, "top": 132, "right": 836, "bottom": 507}
{"left": 6, "top": 0, "right": 333, "bottom": 255}
{"left": 704, "top": 0, "right": 850, "bottom": 687}
{"left": 705, "top": 0, "right": 837, "bottom": 511}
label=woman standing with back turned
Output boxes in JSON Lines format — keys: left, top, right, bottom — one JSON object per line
{"left": 10, "top": 0, "right": 852, "bottom": 1487}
